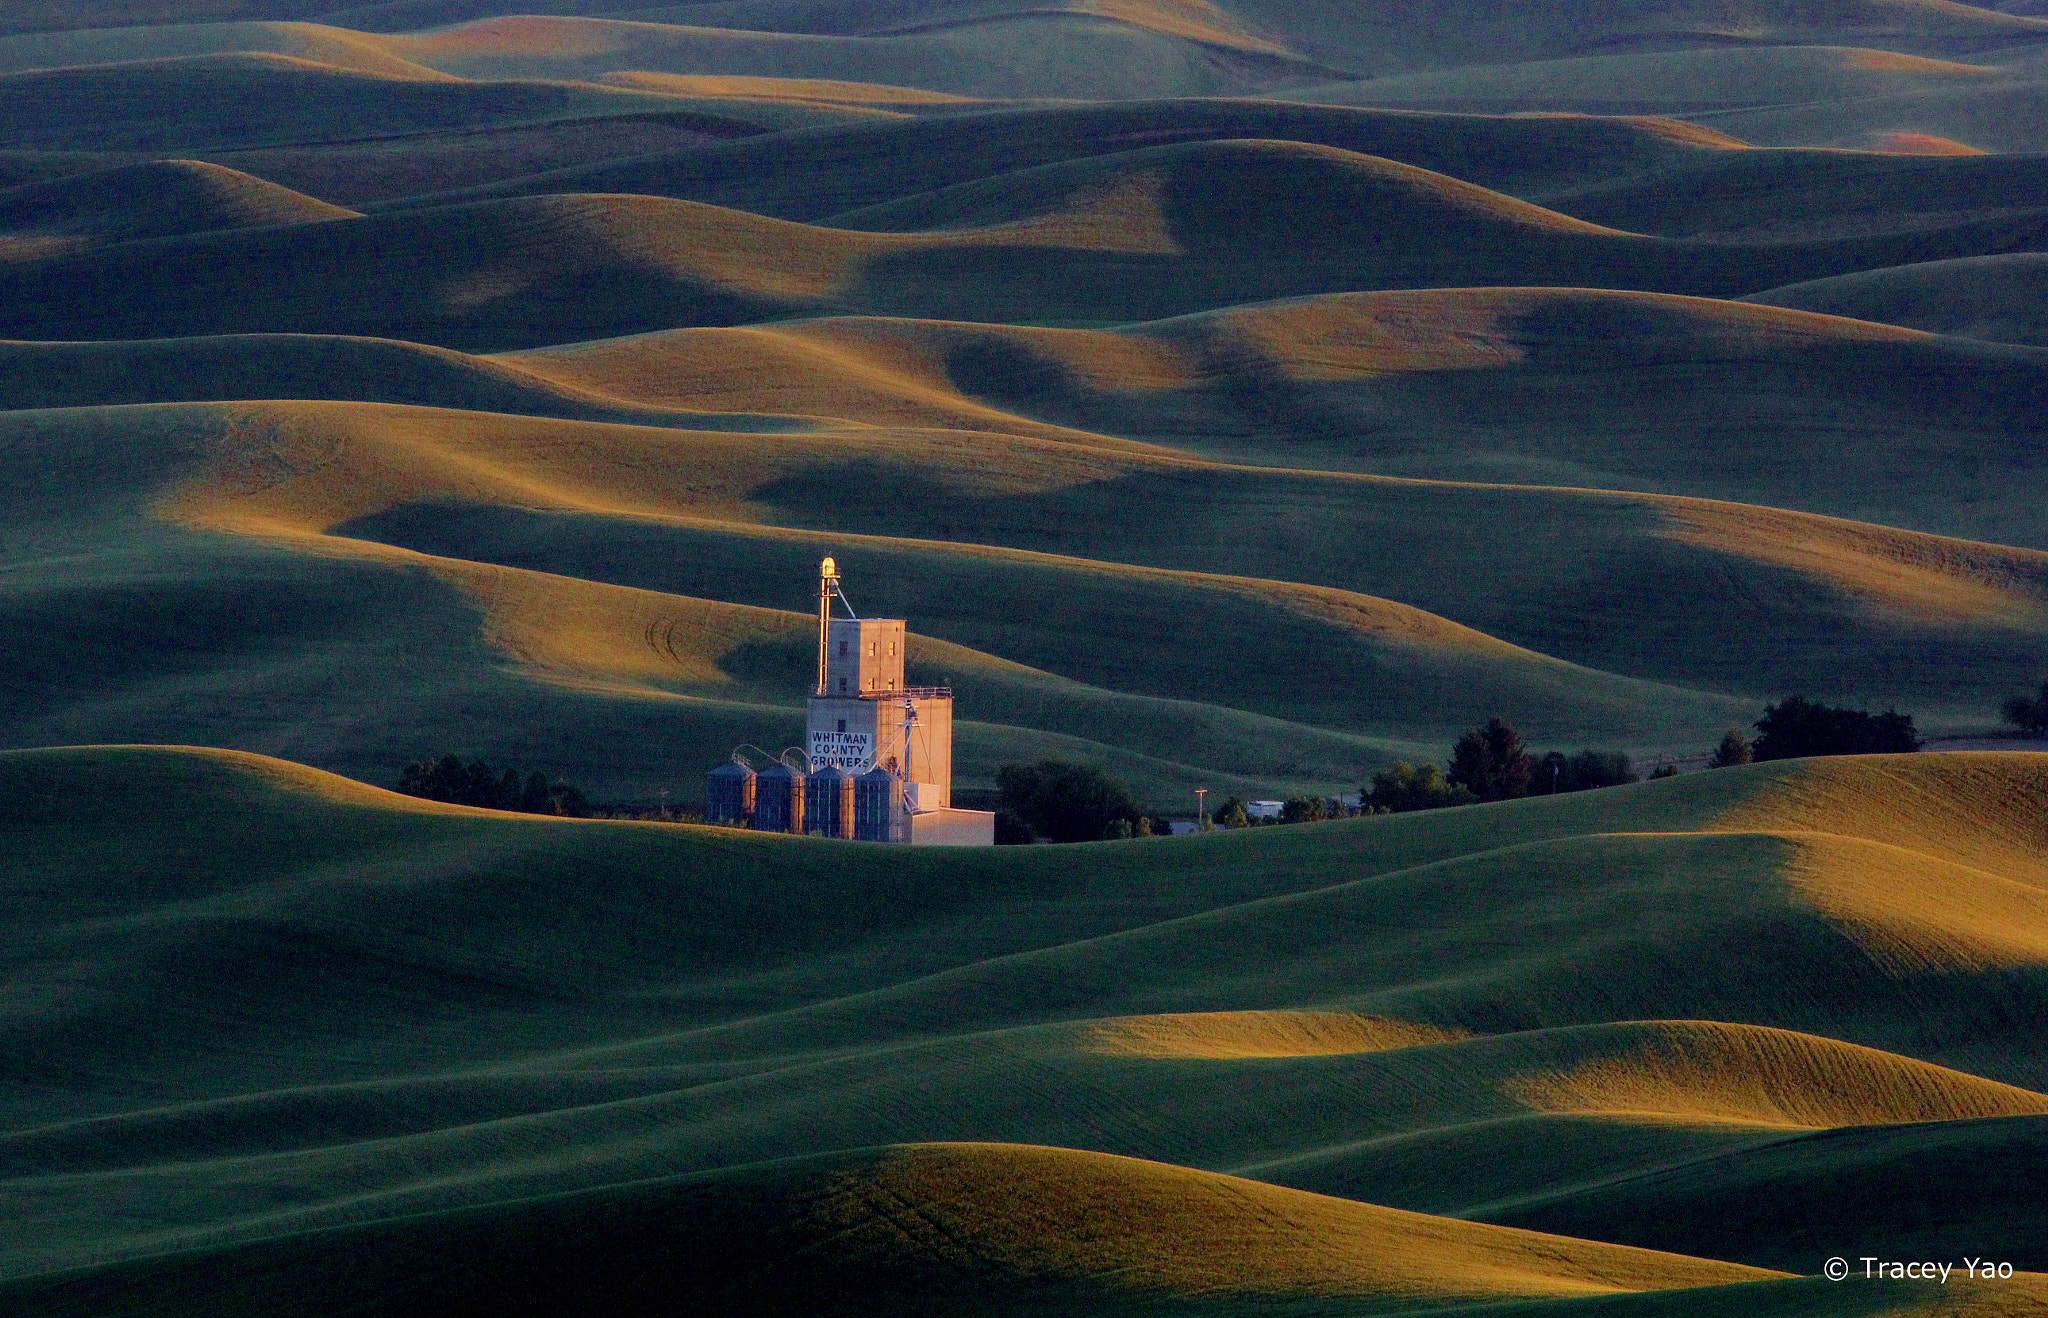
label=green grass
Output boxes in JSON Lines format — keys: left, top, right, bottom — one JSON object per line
{"left": 18, "top": 140, "right": 2048, "bottom": 350}
{"left": 0, "top": 333, "right": 809, "bottom": 429}
{"left": 1274, "top": 45, "right": 2010, "bottom": 114}
{"left": 0, "top": 746, "right": 2044, "bottom": 1308}
{"left": 1692, "top": 78, "right": 2048, "bottom": 153}
{"left": 1529, "top": 148, "right": 2048, "bottom": 239}
{"left": 1745, "top": 253, "right": 2048, "bottom": 347}
{"left": 0, "top": 158, "right": 354, "bottom": 248}
{"left": 377, "top": 99, "right": 1734, "bottom": 218}
{"left": 9, "top": 9, "right": 2048, "bottom": 1310}
{"left": 0, "top": 52, "right": 715, "bottom": 153}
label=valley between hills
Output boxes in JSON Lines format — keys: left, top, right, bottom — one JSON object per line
{"left": 4, "top": 0, "right": 2048, "bottom": 1313}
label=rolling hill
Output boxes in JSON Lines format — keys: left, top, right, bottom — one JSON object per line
{"left": 0, "top": 49, "right": 708, "bottom": 153}
{"left": 12, "top": 141, "right": 2048, "bottom": 350}
{"left": 0, "top": 158, "right": 355, "bottom": 262}
{"left": 1277, "top": 44, "right": 2015, "bottom": 114}
{"left": 1, "top": 746, "right": 2046, "bottom": 1309}
{"left": 8, "top": 0, "right": 2048, "bottom": 1312}
{"left": 373, "top": 99, "right": 1744, "bottom": 217}
{"left": 1745, "top": 252, "right": 2048, "bottom": 344}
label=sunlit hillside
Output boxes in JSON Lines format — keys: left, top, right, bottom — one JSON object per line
{"left": 4, "top": 0, "right": 2048, "bottom": 1311}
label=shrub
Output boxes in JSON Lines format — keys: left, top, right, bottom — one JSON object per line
{"left": 2003, "top": 682, "right": 2048, "bottom": 736}
{"left": 1216, "top": 797, "right": 1250, "bottom": 829}
{"left": 997, "top": 759, "right": 1142, "bottom": 844}
{"left": 1751, "top": 697, "right": 1920, "bottom": 760}
{"left": 1649, "top": 764, "right": 1678, "bottom": 779}
{"left": 1448, "top": 718, "right": 1532, "bottom": 801}
{"left": 1367, "top": 761, "right": 1475, "bottom": 813}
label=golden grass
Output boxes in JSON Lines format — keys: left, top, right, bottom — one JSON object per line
{"left": 143, "top": 394, "right": 2048, "bottom": 721}
{"left": 1712, "top": 752, "right": 2048, "bottom": 890}
{"left": 18, "top": 744, "right": 487, "bottom": 814}
{"left": 595, "top": 72, "right": 977, "bottom": 104}
{"left": 1658, "top": 499, "right": 2048, "bottom": 629}
{"left": 147, "top": 400, "right": 1667, "bottom": 727}
{"left": 1845, "top": 49, "right": 1994, "bottom": 74}
{"left": 1869, "top": 129, "right": 1988, "bottom": 154}
{"left": 1082, "top": 1009, "right": 1470, "bottom": 1057}
{"left": 501, "top": 317, "right": 1193, "bottom": 436}
{"left": 815, "top": 1142, "right": 1784, "bottom": 1299}
{"left": 1506, "top": 1021, "right": 2048, "bottom": 1128}
{"left": 506, "top": 289, "right": 1928, "bottom": 438}
{"left": 390, "top": 15, "right": 632, "bottom": 62}
{"left": 1081, "top": 0, "right": 1292, "bottom": 52}
{"left": 450, "top": 179, "right": 1215, "bottom": 310}
{"left": 156, "top": 402, "right": 1138, "bottom": 539}
{"left": 1161, "top": 287, "right": 1921, "bottom": 382}
{"left": 1610, "top": 115, "right": 1753, "bottom": 147}
{"left": 1782, "top": 832, "right": 2048, "bottom": 974}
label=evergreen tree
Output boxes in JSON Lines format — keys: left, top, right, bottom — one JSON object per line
{"left": 1708, "top": 729, "right": 1753, "bottom": 768}
{"left": 1447, "top": 718, "right": 1533, "bottom": 801}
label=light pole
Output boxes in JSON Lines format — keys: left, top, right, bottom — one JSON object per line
{"left": 1194, "top": 787, "right": 1208, "bottom": 833}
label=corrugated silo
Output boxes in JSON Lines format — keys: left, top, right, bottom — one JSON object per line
{"left": 753, "top": 762, "right": 806, "bottom": 834}
{"left": 704, "top": 760, "right": 755, "bottom": 826}
{"left": 854, "top": 765, "right": 904, "bottom": 842}
{"left": 804, "top": 765, "right": 854, "bottom": 838}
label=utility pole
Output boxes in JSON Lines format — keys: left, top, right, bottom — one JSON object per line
{"left": 1195, "top": 787, "right": 1208, "bottom": 833}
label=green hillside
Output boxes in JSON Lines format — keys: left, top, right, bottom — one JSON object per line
{"left": 0, "top": 50, "right": 705, "bottom": 153}
{"left": 0, "top": 159, "right": 355, "bottom": 259}
{"left": 9, "top": 2, "right": 2048, "bottom": 1312}
{"left": 378, "top": 99, "right": 1740, "bottom": 217}
{"left": 1534, "top": 147, "right": 2048, "bottom": 239}
{"left": 1277, "top": 45, "right": 2011, "bottom": 114}
{"left": 1696, "top": 78, "right": 2048, "bottom": 152}
{"left": 12, "top": 143, "right": 2048, "bottom": 349}
{"left": 1745, "top": 252, "right": 2048, "bottom": 345}
{"left": 0, "top": 746, "right": 2044, "bottom": 1308}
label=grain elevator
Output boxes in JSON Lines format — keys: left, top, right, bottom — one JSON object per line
{"left": 705, "top": 559, "right": 993, "bottom": 845}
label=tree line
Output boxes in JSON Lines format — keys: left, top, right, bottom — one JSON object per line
{"left": 396, "top": 754, "right": 591, "bottom": 816}
{"left": 1364, "top": 695, "right": 1923, "bottom": 816}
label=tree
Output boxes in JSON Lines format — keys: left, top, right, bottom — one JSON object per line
{"left": 993, "top": 808, "right": 1033, "bottom": 845}
{"left": 1217, "top": 797, "right": 1250, "bottom": 829}
{"left": 1447, "top": 718, "right": 1532, "bottom": 801}
{"left": 1366, "top": 762, "right": 1475, "bottom": 813}
{"left": 1280, "top": 796, "right": 1328, "bottom": 824}
{"left": 1708, "top": 729, "right": 1753, "bottom": 768}
{"left": 996, "top": 759, "right": 1142, "bottom": 844}
{"left": 1751, "top": 697, "right": 1921, "bottom": 761}
{"left": 397, "top": 755, "right": 588, "bottom": 816}
{"left": 2003, "top": 682, "right": 2048, "bottom": 736}
{"left": 1559, "top": 750, "right": 1636, "bottom": 791}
